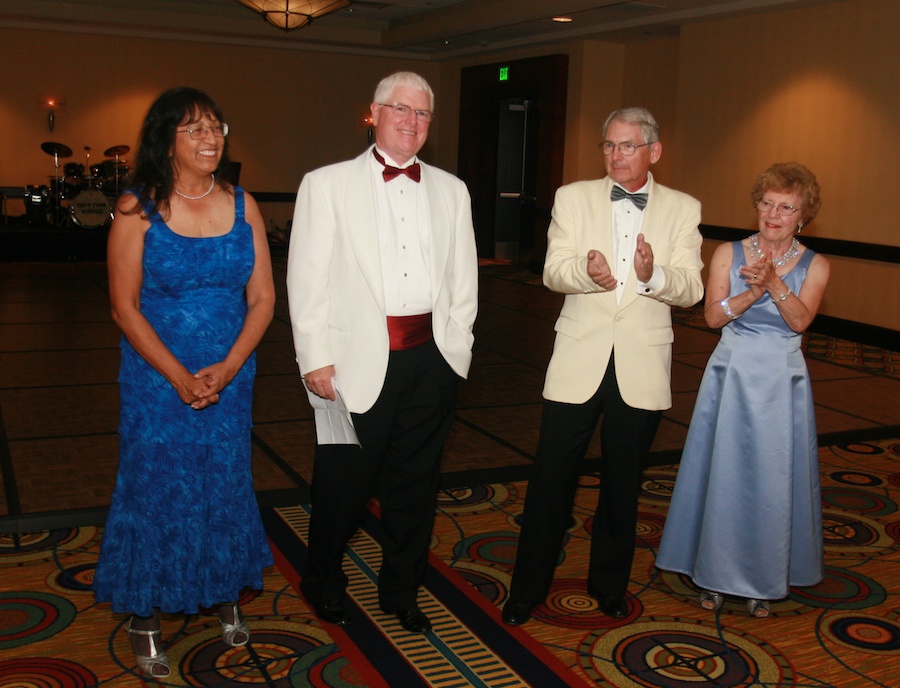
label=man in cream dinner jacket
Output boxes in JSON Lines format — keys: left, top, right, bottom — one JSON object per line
{"left": 286, "top": 72, "right": 478, "bottom": 635}
{"left": 502, "top": 107, "right": 703, "bottom": 626}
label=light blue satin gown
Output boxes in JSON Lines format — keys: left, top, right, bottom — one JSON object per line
{"left": 655, "top": 241, "right": 823, "bottom": 601}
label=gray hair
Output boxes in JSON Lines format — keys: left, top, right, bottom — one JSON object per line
{"left": 374, "top": 71, "right": 435, "bottom": 111}
{"left": 602, "top": 107, "right": 659, "bottom": 144}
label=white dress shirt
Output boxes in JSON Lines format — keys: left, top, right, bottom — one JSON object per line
{"left": 611, "top": 180, "right": 663, "bottom": 302}
{"left": 371, "top": 147, "right": 432, "bottom": 316}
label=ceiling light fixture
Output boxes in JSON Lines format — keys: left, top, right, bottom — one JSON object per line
{"left": 552, "top": 16, "right": 573, "bottom": 23}
{"left": 236, "top": 0, "right": 350, "bottom": 31}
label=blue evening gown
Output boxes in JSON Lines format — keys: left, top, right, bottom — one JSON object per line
{"left": 655, "top": 241, "right": 823, "bottom": 601}
{"left": 93, "top": 187, "right": 273, "bottom": 617}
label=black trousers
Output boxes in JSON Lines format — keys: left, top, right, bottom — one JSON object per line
{"left": 509, "top": 354, "right": 662, "bottom": 604}
{"left": 300, "top": 340, "right": 459, "bottom": 611}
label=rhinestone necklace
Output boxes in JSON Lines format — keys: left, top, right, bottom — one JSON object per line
{"left": 174, "top": 174, "right": 215, "bottom": 200}
{"left": 748, "top": 232, "right": 800, "bottom": 268}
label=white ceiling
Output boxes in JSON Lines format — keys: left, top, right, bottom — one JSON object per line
{"left": 0, "top": 0, "right": 842, "bottom": 59}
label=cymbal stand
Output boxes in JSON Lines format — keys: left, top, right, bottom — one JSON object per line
{"left": 52, "top": 150, "right": 63, "bottom": 226}
{"left": 84, "top": 146, "right": 92, "bottom": 189}
{"left": 113, "top": 149, "right": 122, "bottom": 204}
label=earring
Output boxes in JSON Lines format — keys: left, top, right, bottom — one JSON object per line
{"left": 797, "top": 222, "right": 803, "bottom": 233}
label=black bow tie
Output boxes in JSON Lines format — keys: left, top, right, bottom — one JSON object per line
{"left": 373, "top": 149, "right": 421, "bottom": 183}
{"left": 610, "top": 185, "right": 648, "bottom": 210}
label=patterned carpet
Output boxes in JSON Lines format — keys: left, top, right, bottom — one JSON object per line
{"left": 1, "top": 437, "right": 898, "bottom": 686}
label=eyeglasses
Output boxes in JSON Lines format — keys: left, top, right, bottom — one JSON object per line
{"left": 176, "top": 123, "right": 229, "bottom": 139}
{"left": 755, "top": 199, "right": 800, "bottom": 217}
{"left": 600, "top": 141, "right": 651, "bottom": 156}
{"left": 378, "top": 102, "right": 434, "bottom": 123}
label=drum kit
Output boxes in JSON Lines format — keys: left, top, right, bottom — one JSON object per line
{"left": 25, "top": 141, "right": 131, "bottom": 228}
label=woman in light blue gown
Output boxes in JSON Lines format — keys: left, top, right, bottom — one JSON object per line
{"left": 655, "top": 163, "right": 830, "bottom": 617}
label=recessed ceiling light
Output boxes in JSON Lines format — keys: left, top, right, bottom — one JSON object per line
{"left": 553, "top": 16, "right": 573, "bottom": 23}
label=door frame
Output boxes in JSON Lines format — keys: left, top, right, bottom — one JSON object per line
{"left": 457, "top": 54, "right": 568, "bottom": 268}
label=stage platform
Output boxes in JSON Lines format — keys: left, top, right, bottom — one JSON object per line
{"left": 0, "top": 217, "right": 108, "bottom": 261}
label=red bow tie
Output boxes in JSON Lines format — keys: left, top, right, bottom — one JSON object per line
{"left": 373, "top": 149, "right": 421, "bottom": 183}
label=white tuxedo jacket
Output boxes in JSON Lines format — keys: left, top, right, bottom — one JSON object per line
{"left": 287, "top": 147, "right": 478, "bottom": 413}
{"left": 542, "top": 173, "right": 703, "bottom": 410}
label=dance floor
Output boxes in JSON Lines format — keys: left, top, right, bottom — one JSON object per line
{"left": 0, "top": 252, "right": 898, "bottom": 685}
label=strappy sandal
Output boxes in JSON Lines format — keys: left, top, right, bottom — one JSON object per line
{"left": 747, "top": 599, "right": 771, "bottom": 617}
{"left": 127, "top": 618, "right": 171, "bottom": 678}
{"left": 218, "top": 602, "right": 250, "bottom": 647}
{"left": 699, "top": 590, "right": 724, "bottom": 611}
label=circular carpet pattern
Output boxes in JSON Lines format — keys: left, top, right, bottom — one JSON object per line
{"left": 0, "top": 591, "right": 76, "bottom": 649}
{"left": 534, "top": 578, "right": 641, "bottom": 629}
{"left": 451, "top": 531, "right": 522, "bottom": 567}
{"left": 47, "top": 563, "right": 95, "bottom": 595}
{"left": 821, "top": 486, "right": 897, "bottom": 516}
{"left": 164, "top": 620, "right": 358, "bottom": 686}
{"left": 829, "top": 442, "right": 889, "bottom": 461}
{"left": 449, "top": 561, "right": 509, "bottom": 604}
{"left": 579, "top": 618, "right": 793, "bottom": 687}
{"left": 0, "top": 528, "right": 97, "bottom": 565}
{"left": 789, "top": 565, "right": 885, "bottom": 610}
{"left": 822, "top": 509, "right": 895, "bottom": 555}
{"left": 635, "top": 511, "right": 667, "bottom": 548}
{"left": 437, "top": 483, "right": 516, "bottom": 513}
{"left": 639, "top": 470, "right": 677, "bottom": 505}
{"left": 0, "top": 658, "right": 97, "bottom": 687}
{"left": 821, "top": 612, "right": 900, "bottom": 654}
{"left": 829, "top": 470, "right": 884, "bottom": 487}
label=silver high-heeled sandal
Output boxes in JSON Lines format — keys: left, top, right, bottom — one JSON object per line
{"left": 699, "top": 590, "right": 724, "bottom": 611}
{"left": 747, "top": 599, "right": 771, "bottom": 617}
{"left": 218, "top": 602, "right": 250, "bottom": 647}
{"left": 126, "top": 618, "right": 171, "bottom": 678}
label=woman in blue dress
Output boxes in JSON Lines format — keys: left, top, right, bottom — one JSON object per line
{"left": 93, "top": 88, "right": 275, "bottom": 677}
{"left": 656, "top": 163, "right": 829, "bottom": 618}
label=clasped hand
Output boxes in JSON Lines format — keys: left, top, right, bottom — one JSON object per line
{"left": 175, "top": 361, "right": 233, "bottom": 410}
{"left": 738, "top": 256, "right": 775, "bottom": 299}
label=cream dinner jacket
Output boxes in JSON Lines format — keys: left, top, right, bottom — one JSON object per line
{"left": 286, "top": 146, "right": 478, "bottom": 414}
{"left": 542, "top": 173, "right": 703, "bottom": 410}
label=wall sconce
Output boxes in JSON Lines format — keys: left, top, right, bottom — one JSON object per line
{"left": 362, "top": 110, "right": 374, "bottom": 144}
{"left": 38, "top": 95, "right": 67, "bottom": 132}
{"left": 236, "top": 0, "right": 350, "bottom": 30}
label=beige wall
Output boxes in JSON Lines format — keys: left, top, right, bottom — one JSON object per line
{"left": 0, "top": 29, "right": 441, "bottom": 231}
{"left": 1, "top": 0, "right": 897, "bottom": 331}
{"left": 669, "top": 0, "right": 899, "bottom": 329}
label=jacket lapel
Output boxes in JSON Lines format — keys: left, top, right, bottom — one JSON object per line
{"left": 420, "top": 163, "right": 450, "bottom": 306}
{"left": 346, "top": 148, "right": 385, "bottom": 310}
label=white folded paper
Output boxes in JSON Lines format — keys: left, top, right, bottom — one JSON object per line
{"left": 308, "top": 378, "right": 360, "bottom": 446}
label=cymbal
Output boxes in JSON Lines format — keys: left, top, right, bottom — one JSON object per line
{"left": 104, "top": 145, "right": 130, "bottom": 157}
{"left": 41, "top": 141, "right": 73, "bottom": 157}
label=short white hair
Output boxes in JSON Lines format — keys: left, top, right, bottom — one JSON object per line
{"left": 374, "top": 71, "right": 434, "bottom": 111}
{"left": 602, "top": 107, "right": 659, "bottom": 144}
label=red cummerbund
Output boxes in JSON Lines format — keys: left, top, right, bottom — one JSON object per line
{"left": 387, "top": 312, "right": 433, "bottom": 351}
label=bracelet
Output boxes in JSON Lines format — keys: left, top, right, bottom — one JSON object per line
{"left": 772, "top": 288, "right": 793, "bottom": 303}
{"left": 720, "top": 298, "right": 738, "bottom": 320}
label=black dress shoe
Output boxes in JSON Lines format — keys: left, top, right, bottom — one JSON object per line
{"left": 314, "top": 598, "right": 353, "bottom": 626}
{"left": 501, "top": 599, "right": 533, "bottom": 626}
{"left": 597, "top": 595, "right": 628, "bottom": 619}
{"left": 394, "top": 607, "right": 432, "bottom": 634}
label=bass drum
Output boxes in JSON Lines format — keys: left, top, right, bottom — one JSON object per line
{"left": 69, "top": 189, "right": 112, "bottom": 228}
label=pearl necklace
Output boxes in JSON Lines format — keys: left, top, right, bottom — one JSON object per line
{"left": 174, "top": 174, "right": 215, "bottom": 200}
{"left": 748, "top": 232, "right": 800, "bottom": 268}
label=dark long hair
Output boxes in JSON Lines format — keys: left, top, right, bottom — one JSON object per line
{"left": 126, "top": 87, "right": 233, "bottom": 216}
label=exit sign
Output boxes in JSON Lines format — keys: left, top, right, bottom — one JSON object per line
{"left": 499, "top": 66, "right": 509, "bottom": 81}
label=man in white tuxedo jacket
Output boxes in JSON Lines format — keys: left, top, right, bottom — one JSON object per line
{"left": 502, "top": 107, "right": 703, "bottom": 626}
{"left": 286, "top": 72, "right": 477, "bottom": 634}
